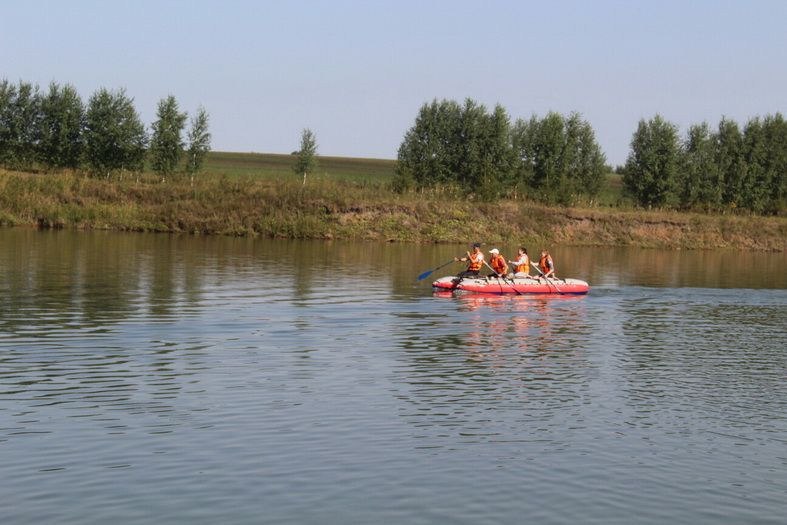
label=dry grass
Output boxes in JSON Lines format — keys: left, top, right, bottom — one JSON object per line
{"left": 1, "top": 167, "right": 785, "bottom": 251}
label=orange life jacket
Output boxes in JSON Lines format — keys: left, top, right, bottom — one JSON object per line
{"left": 490, "top": 254, "right": 508, "bottom": 275}
{"left": 513, "top": 254, "right": 529, "bottom": 274}
{"left": 539, "top": 254, "right": 554, "bottom": 274}
{"left": 468, "top": 251, "right": 484, "bottom": 272}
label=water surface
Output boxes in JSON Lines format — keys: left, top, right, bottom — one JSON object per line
{"left": 1, "top": 230, "right": 785, "bottom": 524}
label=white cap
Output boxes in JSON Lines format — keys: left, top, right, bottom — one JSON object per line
{"left": 489, "top": 248, "right": 499, "bottom": 254}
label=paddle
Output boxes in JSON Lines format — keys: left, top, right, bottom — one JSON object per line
{"left": 483, "top": 260, "right": 523, "bottom": 295}
{"left": 531, "top": 262, "right": 563, "bottom": 294}
{"left": 417, "top": 258, "right": 459, "bottom": 281}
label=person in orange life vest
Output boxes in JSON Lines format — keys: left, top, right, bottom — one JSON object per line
{"left": 508, "top": 247, "right": 530, "bottom": 277}
{"left": 539, "top": 250, "right": 555, "bottom": 279}
{"left": 488, "top": 248, "right": 508, "bottom": 277}
{"left": 455, "top": 242, "right": 484, "bottom": 278}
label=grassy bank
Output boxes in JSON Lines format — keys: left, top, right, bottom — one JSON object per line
{"left": 1, "top": 153, "right": 785, "bottom": 251}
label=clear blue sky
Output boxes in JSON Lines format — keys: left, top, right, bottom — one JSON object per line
{"left": 2, "top": 0, "right": 785, "bottom": 164}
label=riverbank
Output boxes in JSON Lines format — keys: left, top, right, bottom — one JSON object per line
{"left": 1, "top": 168, "right": 785, "bottom": 251}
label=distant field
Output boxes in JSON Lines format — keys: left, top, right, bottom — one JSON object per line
{"left": 203, "top": 151, "right": 626, "bottom": 202}
{"left": 204, "top": 151, "right": 397, "bottom": 184}
{"left": 597, "top": 173, "right": 625, "bottom": 206}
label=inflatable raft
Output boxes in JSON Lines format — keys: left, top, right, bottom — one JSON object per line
{"left": 432, "top": 275, "right": 589, "bottom": 295}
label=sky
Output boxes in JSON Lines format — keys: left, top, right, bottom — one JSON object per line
{"left": 2, "top": 0, "right": 786, "bottom": 165}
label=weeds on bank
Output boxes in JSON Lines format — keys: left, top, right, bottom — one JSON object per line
{"left": 0, "top": 168, "right": 785, "bottom": 250}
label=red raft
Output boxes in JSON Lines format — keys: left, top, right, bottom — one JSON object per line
{"left": 432, "top": 275, "right": 589, "bottom": 295}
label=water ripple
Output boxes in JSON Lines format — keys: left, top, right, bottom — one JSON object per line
{"left": 1, "top": 233, "right": 786, "bottom": 524}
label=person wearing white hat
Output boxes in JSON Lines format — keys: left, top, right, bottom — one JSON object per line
{"left": 488, "top": 248, "right": 508, "bottom": 277}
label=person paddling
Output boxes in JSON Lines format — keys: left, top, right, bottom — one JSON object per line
{"left": 508, "top": 247, "right": 530, "bottom": 278}
{"left": 539, "top": 250, "right": 555, "bottom": 279}
{"left": 455, "top": 242, "right": 484, "bottom": 279}
{"left": 488, "top": 248, "right": 508, "bottom": 277}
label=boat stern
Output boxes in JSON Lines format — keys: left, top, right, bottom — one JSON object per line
{"left": 431, "top": 276, "right": 458, "bottom": 291}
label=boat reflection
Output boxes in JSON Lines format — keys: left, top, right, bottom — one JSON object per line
{"left": 390, "top": 289, "right": 593, "bottom": 446}
{"left": 450, "top": 292, "right": 587, "bottom": 354}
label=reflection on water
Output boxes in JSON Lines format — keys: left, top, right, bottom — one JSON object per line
{"left": 1, "top": 229, "right": 786, "bottom": 524}
{"left": 392, "top": 294, "right": 594, "bottom": 446}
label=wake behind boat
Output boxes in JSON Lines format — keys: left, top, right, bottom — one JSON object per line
{"left": 432, "top": 275, "right": 589, "bottom": 295}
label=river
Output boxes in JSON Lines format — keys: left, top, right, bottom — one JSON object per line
{"left": 1, "top": 229, "right": 785, "bottom": 524}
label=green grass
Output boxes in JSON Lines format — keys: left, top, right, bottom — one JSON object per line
{"left": 2, "top": 154, "right": 784, "bottom": 250}
{"left": 203, "top": 151, "right": 397, "bottom": 185}
{"left": 597, "top": 172, "right": 627, "bottom": 207}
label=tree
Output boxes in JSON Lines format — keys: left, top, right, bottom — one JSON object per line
{"left": 185, "top": 106, "right": 211, "bottom": 184}
{"left": 397, "top": 102, "right": 606, "bottom": 202}
{"left": 0, "top": 79, "right": 16, "bottom": 166}
{"left": 476, "top": 103, "right": 516, "bottom": 199}
{"left": 575, "top": 118, "right": 607, "bottom": 199}
{"left": 679, "top": 122, "right": 722, "bottom": 210}
{"left": 511, "top": 111, "right": 605, "bottom": 203}
{"left": 623, "top": 115, "right": 681, "bottom": 208}
{"left": 510, "top": 115, "right": 538, "bottom": 190}
{"left": 740, "top": 117, "right": 771, "bottom": 213}
{"left": 395, "top": 99, "right": 461, "bottom": 190}
{"left": 740, "top": 113, "right": 787, "bottom": 213}
{"left": 531, "top": 112, "right": 567, "bottom": 200}
{"left": 0, "top": 80, "right": 41, "bottom": 170}
{"left": 395, "top": 98, "right": 515, "bottom": 199}
{"left": 38, "top": 82, "right": 84, "bottom": 170}
{"left": 293, "top": 128, "right": 318, "bottom": 185}
{"left": 715, "top": 118, "right": 746, "bottom": 208}
{"left": 454, "top": 99, "right": 486, "bottom": 188}
{"left": 83, "top": 88, "right": 147, "bottom": 177}
{"left": 762, "top": 113, "right": 787, "bottom": 211}
{"left": 150, "top": 95, "right": 187, "bottom": 180}
{"left": 453, "top": 99, "right": 514, "bottom": 199}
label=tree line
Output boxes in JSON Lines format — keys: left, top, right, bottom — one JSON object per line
{"left": 394, "top": 98, "right": 607, "bottom": 204}
{"left": 0, "top": 79, "right": 211, "bottom": 179}
{"left": 623, "top": 114, "right": 786, "bottom": 214}
{"left": 395, "top": 99, "right": 786, "bottom": 214}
